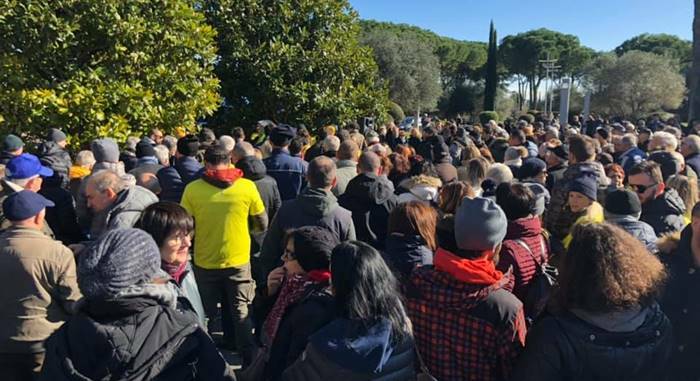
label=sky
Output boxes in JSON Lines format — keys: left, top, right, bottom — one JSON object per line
{"left": 348, "top": 0, "right": 692, "bottom": 51}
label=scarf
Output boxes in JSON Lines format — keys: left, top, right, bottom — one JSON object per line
{"left": 202, "top": 167, "right": 243, "bottom": 188}
{"left": 162, "top": 260, "right": 187, "bottom": 285}
{"left": 69, "top": 166, "right": 91, "bottom": 180}
{"left": 262, "top": 270, "right": 330, "bottom": 346}
{"left": 433, "top": 247, "right": 503, "bottom": 285}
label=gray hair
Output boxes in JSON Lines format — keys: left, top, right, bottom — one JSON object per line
{"left": 485, "top": 163, "right": 514, "bottom": 186}
{"left": 233, "top": 141, "right": 256, "bottom": 159}
{"left": 88, "top": 170, "right": 127, "bottom": 194}
{"left": 162, "top": 135, "right": 178, "bottom": 151}
{"left": 322, "top": 135, "right": 341, "bottom": 152}
{"left": 153, "top": 145, "right": 170, "bottom": 166}
{"left": 358, "top": 151, "right": 381, "bottom": 173}
{"left": 75, "top": 150, "right": 96, "bottom": 167}
{"left": 125, "top": 136, "right": 140, "bottom": 152}
{"left": 683, "top": 135, "right": 700, "bottom": 155}
{"left": 621, "top": 133, "right": 638, "bottom": 148}
{"left": 219, "top": 135, "right": 236, "bottom": 152}
{"left": 650, "top": 131, "right": 678, "bottom": 151}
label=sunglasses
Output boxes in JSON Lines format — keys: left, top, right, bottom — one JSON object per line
{"left": 630, "top": 183, "right": 657, "bottom": 194}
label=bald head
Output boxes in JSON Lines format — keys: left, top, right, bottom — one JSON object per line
{"left": 232, "top": 141, "right": 256, "bottom": 162}
{"left": 358, "top": 151, "right": 381, "bottom": 174}
{"left": 307, "top": 156, "right": 337, "bottom": 189}
{"left": 337, "top": 140, "right": 360, "bottom": 161}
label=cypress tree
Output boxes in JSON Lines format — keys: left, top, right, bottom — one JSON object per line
{"left": 484, "top": 21, "right": 498, "bottom": 111}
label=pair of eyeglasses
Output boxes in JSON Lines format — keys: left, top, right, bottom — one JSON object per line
{"left": 630, "top": 183, "right": 657, "bottom": 194}
{"left": 282, "top": 249, "right": 295, "bottom": 261}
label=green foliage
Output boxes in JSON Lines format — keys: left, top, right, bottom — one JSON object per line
{"left": 479, "top": 111, "right": 499, "bottom": 125}
{"left": 615, "top": 34, "right": 691, "bottom": 68}
{"left": 440, "top": 84, "right": 483, "bottom": 116}
{"left": 519, "top": 113, "right": 535, "bottom": 124}
{"left": 360, "top": 20, "right": 487, "bottom": 90}
{"left": 587, "top": 51, "right": 685, "bottom": 118}
{"left": 0, "top": 0, "right": 220, "bottom": 146}
{"left": 203, "top": 0, "right": 388, "bottom": 132}
{"left": 388, "top": 101, "right": 405, "bottom": 123}
{"left": 484, "top": 21, "right": 498, "bottom": 111}
{"left": 361, "top": 29, "right": 441, "bottom": 113}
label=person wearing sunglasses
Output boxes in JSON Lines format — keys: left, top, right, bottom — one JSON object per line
{"left": 628, "top": 161, "right": 685, "bottom": 237}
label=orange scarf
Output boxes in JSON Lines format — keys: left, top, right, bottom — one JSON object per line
{"left": 433, "top": 248, "right": 503, "bottom": 285}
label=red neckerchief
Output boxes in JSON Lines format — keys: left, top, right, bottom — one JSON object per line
{"left": 202, "top": 168, "right": 243, "bottom": 187}
{"left": 433, "top": 247, "right": 503, "bottom": 285}
{"left": 162, "top": 260, "right": 187, "bottom": 285}
{"left": 307, "top": 269, "right": 331, "bottom": 283}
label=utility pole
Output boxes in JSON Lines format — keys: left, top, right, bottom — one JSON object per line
{"left": 539, "top": 54, "right": 560, "bottom": 118}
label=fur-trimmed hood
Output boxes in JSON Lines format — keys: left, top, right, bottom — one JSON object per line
{"left": 656, "top": 228, "right": 684, "bottom": 255}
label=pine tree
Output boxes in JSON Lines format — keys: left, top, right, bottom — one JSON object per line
{"left": 483, "top": 21, "right": 498, "bottom": 112}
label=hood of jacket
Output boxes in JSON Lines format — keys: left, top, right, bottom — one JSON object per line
{"left": 644, "top": 188, "right": 686, "bottom": 217}
{"left": 336, "top": 159, "right": 357, "bottom": 170}
{"left": 408, "top": 265, "right": 511, "bottom": 311}
{"left": 297, "top": 187, "right": 339, "bottom": 217}
{"left": 42, "top": 285, "right": 199, "bottom": 380}
{"left": 235, "top": 155, "right": 267, "bottom": 181}
{"left": 38, "top": 141, "right": 64, "bottom": 158}
{"left": 505, "top": 216, "right": 542, "bottom": 240}
{"left": 110, "top": 185, "right": 159, "bottom": 217}
{"left": 309, "top": 318, "right": 402, "bottom": 374}
{"left": 384, "top": 234, "right": 433, "bottom": 277}
{"left": 343, "top": 173, "right": 395, "bottom": 205}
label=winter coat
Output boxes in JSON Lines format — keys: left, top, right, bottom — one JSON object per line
{"left": 659, "top": 227, "right": 700, "bottom": 380}
{"left": 333, "top": 160, "right": 358, "bottom": 197}
{"left": 281, "top": 318, "right": 415, "bottom": 381}
{"left": 120, "top": 151, "right": 138, "bottom": 172}
{"left": 39, "top": 179, "right": 86, "bottom": 245}
{"left": 382, "top": 233, "right": 433, "bottom": 282}
{"left": 38, "top": 141, "right": 72, "bottom": 188}
{"left": 545, "top": 163, "right": 567, "bottom": 193}
{"left": 0, "top": 150, "right": 17, "bottom": 165}
{"left": 684, "top": 153, "right": 700, "bottom": 181}
{"left": 260, "top": 188, "right": 355, "bottom": 278}
{"left": 338, "top": 173, "right": 397, "bottom": 250}
{"left": 617, "top": 146, "right": 647, "bottom": 174}
{"left": 512, "top": 304, "right": 673, "bottom": 381}
{"left": 157, "top": 156, "right": 203, "bottom": 203}
{"left": 263, "top": 148, "right": 308, "bottom": 201}
{"left": 545, "top": 162, "right": 608, "bottom": 240}
{"left": 640, "top": 188, "right": 686, "bottom": 237}
{"left": 405, "top": 265, "right": 526, "bottom": 381}
{"left": 607, "top": 215, "right": 658, "bottom": 253}
{"left": 177, "top": 264, "right": 206, "bottom": 328}
{"left": 90, "top": 185, "right": 158, "bottom": 238}
{"left": 264, "top": 286, "right": 335, "bottom": 381}
{"left": 39, "top": 289, "right": 236, "bottom": 381}
{"left": 497, "top": 216, "right": 550, "bottom": 305}
{"left": 236, "top": 155, "right": 282, "bottom": 254}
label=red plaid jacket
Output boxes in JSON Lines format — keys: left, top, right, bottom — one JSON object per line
{"left": 406, "top": 266, "right": 527, "bottom": 381}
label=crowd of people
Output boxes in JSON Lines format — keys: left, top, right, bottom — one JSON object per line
{"left": 0, "top": 113, "right": 698, "bottom": 380}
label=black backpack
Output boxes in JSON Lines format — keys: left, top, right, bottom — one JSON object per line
{"left": 513, "top": 235, "right": 558, "bottom": 323}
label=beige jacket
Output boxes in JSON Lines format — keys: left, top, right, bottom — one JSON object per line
{"left": 0, "top": 226, "right": 82, "bottom": 353}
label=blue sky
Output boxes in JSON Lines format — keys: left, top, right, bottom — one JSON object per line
{"left": 348, "top": 0, "right": 692, "bottom": 51}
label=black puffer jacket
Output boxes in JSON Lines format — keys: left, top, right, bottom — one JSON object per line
{"left": 640, "top": 188, "right": 686, "bottom": 237}
{"left": 39, "top": 296, "right": 235, "bottom": 381}
{"left": 382, "top": 234, "right": 433, "bottom": 282}
{"left": 512, "top": 304, "right": 673, "bottom": 381}
{"left": 39, "top": 141, "right": 72, "bottom": 188}
{"left": 338, "top": 173, "right": 397, "bottom": 250}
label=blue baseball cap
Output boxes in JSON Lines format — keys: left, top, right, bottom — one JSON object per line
{"left": 2, "top": 190, "right": 55, "bottom": 221}
{"left": 6, "top": 154, "right": 54, "bottom": 180}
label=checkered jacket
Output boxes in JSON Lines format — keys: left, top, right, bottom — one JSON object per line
{"left": 406, "top": 266, "right": 527, "bottom": 381}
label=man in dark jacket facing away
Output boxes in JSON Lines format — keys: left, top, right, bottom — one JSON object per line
{"left": 628, "top": 161, "right": 686, "bottom": 237}
{"left": 604, "top": 189, "right": 658, "bottom": 253}
{"left": 264, "top": 124, "right": 308, "bottom": 201}
{"left": 659, "top": 203, "right": 700, "bottom": 381}
{"left": 157, "top": 135, "right": 203, "bottom": 203}
{"left": 405, "top": 197, "right": 527, "bottom": 381}
{"left": 38, "top": 128, "right": 72, "bottom": 189}
{"left": 260, "top": 156, "right": 355, "bottom": 280}
{"left": 339, "top": 151, "right": 397, "bottom": 250}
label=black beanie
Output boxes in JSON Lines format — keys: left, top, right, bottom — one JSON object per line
{"left": 291, "top": 226, "right": 339, "bottom": 272}
{"left": 177, "top": 135, "right": 200, "bottom": 157}
{"left": 136, "top": 141, "right": 156, "bottom": 158}
{"left": 605, "top": 189, "right": 642, "bottom": 216}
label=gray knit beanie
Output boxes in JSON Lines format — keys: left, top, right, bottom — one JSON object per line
{"left": 454, "top": 197, "right": 507, "bottom": 251}
{"left": 91, "top": 138, "right": 120, "bottom": 163}
{"left": 78, "top": 228, "right": 161, "bottom": 299}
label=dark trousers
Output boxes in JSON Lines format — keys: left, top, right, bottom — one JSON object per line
{"left": 0, "top": 352, "right": 45, "bottom": 381}
{"left": 194, "top": 263, "right": 256, "bottom": 364}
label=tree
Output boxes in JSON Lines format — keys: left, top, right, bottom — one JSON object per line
{"left": 587, "top": 51, "right": 684, "bottom": 118}
{"left": 439, "top": 83, "right": 482, "bottom": 116}
{"left": 690, "top": 0, "right": 700, "bottom": 121}
{"left": 500, "top": 29, "right": 593, "bottom": 109}
{"left": 361, "top": 29, "right": 442, "bottom": 114}
{"left": 483, "top": 21, "right": 498, "bottom": 111}
{"left": 615, "top": 33, "right": 692, "bottom": 68}
{"left": 0, "top": 0, "right": 220, "bottom": 146}
{"left": 203, "top": 0, "right": 388, "bottom": 131}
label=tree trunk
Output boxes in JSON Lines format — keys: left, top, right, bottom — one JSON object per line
{"left": 689, "top": 0, "right": 700, "bottom": 122}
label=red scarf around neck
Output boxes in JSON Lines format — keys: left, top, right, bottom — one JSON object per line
{"left": 433, "top": 247, "right": 503, "bottom": 285}
{"left": 203, "top": 168, "right": 243, "bottom": 187}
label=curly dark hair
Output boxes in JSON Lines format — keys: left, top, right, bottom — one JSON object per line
{"left": 558, "top": 223, "right": 666, "bottom": 312}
